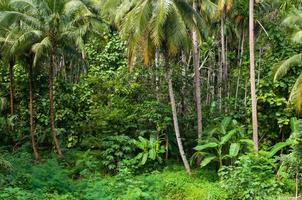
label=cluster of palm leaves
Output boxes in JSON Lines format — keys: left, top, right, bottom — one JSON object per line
{"left": 274, "top": 9, "right": 302, "bottom": 113}
{"left": 0, "top": 0, "right": 101, "bottom": 159}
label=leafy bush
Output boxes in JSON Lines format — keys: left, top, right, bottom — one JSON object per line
{"left": 31, "top": 159, "right": 73, "bottom": 193}
{"left": 219, "top": 153, "right": 284, "bottom": 200}
{"left": 101, "top": 135, "right": 135, "bottom": 173}
{"left": 192, "top": 117, "right": 250, "bottom": 169}
{"left": 1, "top": 151, "right": 32, "bottom": 189}
{"left": 0, "top": 187, "right": 36, "bottom": 200}
{"left": 134, "top": 136, "right": 165, "bottom": 165}
{"left": 71, "top": 150, "right": 100, "bottom": 178}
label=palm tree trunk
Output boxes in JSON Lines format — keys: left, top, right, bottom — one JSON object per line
{"left": 29, "top": 64, "right": 39, "bottom": 161}
{"left": 235, "top": 31, "right": 245, "bottom": 109}
{"left": 219, "top": 8, "right": 226, "bottom": 112}
{"left": 166, "top": 58, "right": 191, "bottom": 175}
{"left": 9, "top": 61, "right": 14, "bottom": 116}
{"left": 155, "top": 50, "right": 160, "bottom": 101}
{"left": 49, "top": 55, "right": 63, "bottom": 156}
{"left": 249, "top": 0, "right": 259, "bottom": 152}
{"left": 193, "top": 0, "right": 203, "bottom": 139}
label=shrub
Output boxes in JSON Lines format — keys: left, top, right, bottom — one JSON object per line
{"left": 219, "top": 153, "right": 284, "bottom": 200}
{"left": 101, "top": 135, "right": 135, "bottom": 174}
{"left": 31, "top": 159, "right": 73, "bottom": 193}
{"left": 0, "top": 187, "right": 35, "bottom": 200}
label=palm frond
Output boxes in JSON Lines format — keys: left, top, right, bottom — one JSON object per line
{"left": 274, "top": 53, "right": 302, "bottom": 81}
{"left": 31, "top": 36, "right": 51, "bottom": 66}
{"left": 289, "top": 73, "right": 302, "bottom": 114}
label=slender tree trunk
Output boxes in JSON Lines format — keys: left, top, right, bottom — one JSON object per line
{"left": 235, "top": 31, "right": 245, "bottom": 109}
{"left": 9, "top": 61, "right": 14, "bottom": 116}
{"left": 49, "top": 55, "right": 63, "bottom": 156}
{"left": 192, "top": 0, "right": 203, "bottom": 139}
{"left": 219, "top": 8, "right": 226, "bottom": 112}
{"left": 296, "top": 172, "right": 299, "bottom": 200}
{"left": 165, "top": 58, "right": 191, "bottom": 175}
{"left": 249, "top": 0, "right": 259, "bottom": 152}
{"left": 206, "top": 66, "right": 211, "bottom": 105}
{"left": 181, "top": 52, "right": 187, "bottom": 116}
{"left": 244, "top": 78, "right": 248, "bottom": 107}
{"left": 155, "top": 50, "right": 160, "bottom": 101}
{"left": 165, "top": 133, "right": 169, "bottom": 160}
{"left": 29, "top": 64, "right": 39, "bottom": 161}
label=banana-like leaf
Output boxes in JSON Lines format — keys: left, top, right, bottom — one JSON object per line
{"left": 239, "top": 139, "right": 254, "bottom": 146}
{"left": 194, "top": 142, "right": 218, "bottom": 151}
{"left": 149, "top": 148, "right": 156, "bottom": 160}
{"left": 200, "top": 155, "right": 217, "bottom": 168}
{"left": 229, "top": 143, "right": 240, "bottom": 157}
{"left": 141, "top": 153, "right": 148, "bottom": 165}
{"left": 268, "top": 140, "right": 292, "bottom": 158}
{"left": 220, "top": 129, "right": 237, "bottom": 145}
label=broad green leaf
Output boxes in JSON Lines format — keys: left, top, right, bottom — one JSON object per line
{"left": 194, "top": 143, "right": 218, "bottom": 151}
{"left": 229, "top": 143, "right": 240, "bottom": 157}
{"left": 268, "top": 140, "right": 292, "bottom": 158}
{"left": 141, "top": 153, "right": 148, "bottom": 165}
{"left": 239, "top": 139, "right": 254, "bottom": 146}
{"left": 220, "top": 129, "right": 237, "bottom": 145}
{"left": 200, "top": 156, "right": 217, "bottom": 168}
{"left": 149, "top": 149, "right": 156, "bottom": 160}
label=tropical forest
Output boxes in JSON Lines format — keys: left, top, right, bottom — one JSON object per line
{"left": 1, "top": 0, "right": 302, "bottom": 199}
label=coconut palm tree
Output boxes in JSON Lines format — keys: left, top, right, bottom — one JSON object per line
{"left": 274, "top": 9, "right": 302, "bottom": 114}
{"left": 0, "top": 0, "right": 101, "bottom": 156}
{"left": 103, "top": 0, "right": 203, "bottom": 174}
{"left": 0, "top": 0, "right": 15, "bottom": 116}
{"left": 0, "top": 26, "right": 40, "bottom": 160}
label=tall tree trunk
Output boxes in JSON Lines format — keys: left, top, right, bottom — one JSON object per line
{"left": 9, "top": 61, "right": 14, "bottom": 116}
{"left": 29, "top": 64, "right": 39, "bottom": 161}
{"left": 219, "top": 8, "right": 226, "bottom": 112}
{"left": 155, "top": 50, "right": 160, "bottom": 101}
{"left": 235, "top": 31, "right": 245, "bottom": 109}
{"left": 165, "top": 58, "right": 191, "bottom": 175}
{"left": 49, "top": 55, "right": 63, "bottom": 156}
{"left": 193, "top": 0, "right": 203, "bottom": 139}
{"left": 249, "top": 0, "right": 259, "bottom": 152}
{"left": 181, "top": 52, "right": 187, "bottom": 116}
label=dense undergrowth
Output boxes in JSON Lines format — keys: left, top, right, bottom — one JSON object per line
{"left": 0, "top": 149, "right": 228, "bottom": 200}
{"left": 0, "top": 147, "right": 298, "bottom": 200}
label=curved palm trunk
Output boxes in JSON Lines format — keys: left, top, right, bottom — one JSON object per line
{"left": 49, "top": 55, "right": 63, "bottom": 156}
{"left": 29, "top": 64, "right": 39, "bottom": 161}
{"left": 193, "top": 0, "right": 203, "bottom": 140}
{"left": 249, "top": 0, "right": 259, "bottom": 151}
{"left": 9, "top": 61, "right": 14, "bottom": 115}
{"left": 166, "top": 58, "right": 191, "bottom": 175}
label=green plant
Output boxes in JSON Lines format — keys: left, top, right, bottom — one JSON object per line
{"left": 219, "top": 140, "right": 292, "bottom": 200}
{"left": 72, "top": 150, "right": 100, "bottom": 178}
{"left": 279, "top": 117, "right": 302, "bottom": 198}
{"left": 192, "top": 117, "right": 250, "bottom": 168}
{"left": 101, "top": 135, "right": 135, "bottom": 174}
{"left": 134, "top": 136, "right": 165, "bottom": 165}
{"left": 31, "top": 159, "right": 73, "bottom": 193}
{"left": 220, "top": 152, "right": 283, "bottom": 200}
{"left": 0, "top": 187, "right": 35, "bottom": 200}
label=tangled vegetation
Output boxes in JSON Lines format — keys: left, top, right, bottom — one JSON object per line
{"left": 0, "top": 0, "right": 302, "bottom": 199}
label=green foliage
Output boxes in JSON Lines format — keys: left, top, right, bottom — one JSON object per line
{"left": 72, "top": 150, "right": 100, "bottom": 178}
{"left": 31, "top": 159, "right": 73, "bottom": 193}
{"left": 220, "top": 153, "right": 284, "bottom": 200}
{"left": 0, "top": 187, "right": 35, "bottom": 200}
{"left": 134, "top": 136, "right": 165, "bottom": 165}
{"left": 101, "top": 135, "right": 135, "bottom": 173}
{"left": 192, "top": 117, "right": 249, "bottom": 168}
